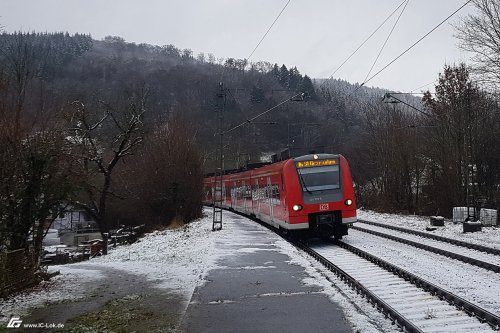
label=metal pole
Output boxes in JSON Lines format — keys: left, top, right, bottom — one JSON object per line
{"left": 212, "top": 82, "right": 225, "bottom": 231}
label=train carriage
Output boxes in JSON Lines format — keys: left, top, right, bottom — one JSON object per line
{"left": 204, "top": 153, "right": 356, "bottom": 239}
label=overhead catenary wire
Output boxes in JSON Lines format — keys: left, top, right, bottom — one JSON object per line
{"left": 220, "top": 0, "right": 292, "bottom": 81}
{"left": 218, "top": 0, "right": 296, "bottom": 137}
{"left": 384, "top": 92, "right": 432, "bottom": 117}
{"left": 355, "top": 0, "right": 472, "bottom": 92}
{"left": 216, "top": 0, "right": 294, "bottom": 139}
{"left": 247, "top": 0, "right": 292, "bottom": 62}
{"left": 216, "top": 0, "right": 293, "bottom": 134}
{"left": 222, "top": 92, "right": 304, "bottom": 135}
{"left": 409, "top": 79, "right": 438, "bottom": 93}
{"left": 212, "top": 0, "right": 292, "bottom": 230}
{"left": 363, "top": 0, "right": 410, "bottom": 83}
{"left": 326, "top": 0, "right": 408, "bottom": 80}
{"left": 389, "top": 91, "right": 436, "bottom": 95}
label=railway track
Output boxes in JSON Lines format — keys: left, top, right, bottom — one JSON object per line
{"left": 298, "top": 239, "right": 500, "bottom": 333}
{"left": 219, "top": 208, "right": 500, "bottom": 332}
{"left": 358, "top": 219, "right": 500, "bottom": 256}
{"left": 351, "top": 224, "right": 500, "bottom": 273}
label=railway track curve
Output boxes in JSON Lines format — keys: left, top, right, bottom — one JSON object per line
{"left": 358, "top": 219, "right": 500, "bottom": 256}
{"left": 298, "top": 239, "right": 500, "bottom": 333}
{"left": 351, "top": 224, "right": 500, "bottom": 273}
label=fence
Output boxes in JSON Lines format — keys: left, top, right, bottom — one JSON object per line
{"left": 452, "top": 207, "right": 477, "bottom": 224}
{"left": 0, "top": 248, "right": 38, "bottom": 298}
{"left": 480, "top": 209, "right": 498, "bottom": 226}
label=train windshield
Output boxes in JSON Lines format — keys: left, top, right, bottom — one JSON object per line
{"left": 297, "top": 165, "right": 340, "bottom": 191}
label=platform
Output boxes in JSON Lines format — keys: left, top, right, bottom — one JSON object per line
{"left": 181, "top": 211, "right": 352, "bottom": 333}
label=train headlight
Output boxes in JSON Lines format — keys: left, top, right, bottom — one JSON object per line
{"left": 345, "top": 199, "right": 353, "bottom": 206}
{"left": 292, "top": 204, "right": 303, "bottom": 211}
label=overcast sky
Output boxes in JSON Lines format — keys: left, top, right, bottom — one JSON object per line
{"left": 2, "top": 0, "right": 475, "bottom": 93}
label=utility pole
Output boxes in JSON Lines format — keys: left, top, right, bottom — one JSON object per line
{"left": 210, "top": 91, "right": 303, "bottom": 230}
{"left": 212, "top": 82, "right": 225, "bottom": 231}
{"left": 465, "top": 110, "right": 476, "bottom": 221}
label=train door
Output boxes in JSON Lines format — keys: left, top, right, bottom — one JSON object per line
{"left": 257, "top": 178, "right": 262, "bottom": 214}
{"left": 242, "top": 181, "right": 247, "bottom": 212}
{"left": 237, "top": 180, "right": 241, "bottom": 208}
{"left": 231, "top": 181, "right": 236, "bottom": 208}
{"left": 268, "top": 177, "right": 273, "bottom": 221}
{"left": 280, "top": 173, "right": 286, "bottom": 222}
{"left": 222, "top": 182, "right": 227, "bottom": 206}
{"left": 252, "top": 178, "right": 259, "bottom": 214}
{"left": 246, "top": 182, "right": 251, "bottom": 213}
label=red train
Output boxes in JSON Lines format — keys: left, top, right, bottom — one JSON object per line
{"left": 203, "top": 153, "right": 357, "bottom": 239}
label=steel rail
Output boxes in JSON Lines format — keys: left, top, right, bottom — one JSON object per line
{"left": 295, "top": 240, "right": 424, "bottom": 333}
{"left": 208, "top": 206, "right": 500, "bottom": 330}
{"left": 336, "top": 240, "right": 500, "bottom": 330}
{"left": 358, "top": 219, "right": 500, "bottom": 256}
{"left": 352, "top": 225, "right": 500, "bottom": 273}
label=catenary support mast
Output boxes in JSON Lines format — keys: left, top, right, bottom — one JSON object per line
{"left": 212, "top": 82, "right": 225, "bottom": 231}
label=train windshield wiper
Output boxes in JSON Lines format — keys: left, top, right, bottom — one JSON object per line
{"left": 297, "top": 170, "right": 312, "bottom": 194}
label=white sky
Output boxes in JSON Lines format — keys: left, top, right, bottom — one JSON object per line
{"left": 1, "top": 0, "right": 476, "bottom": 93}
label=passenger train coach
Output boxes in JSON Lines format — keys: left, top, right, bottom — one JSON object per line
{"left": 203, "top": 153, "right": 357, "bottom": 239}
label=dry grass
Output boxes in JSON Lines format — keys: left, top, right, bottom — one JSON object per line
{"left": 167, "top": 215, "right": 185, "bottom": 230}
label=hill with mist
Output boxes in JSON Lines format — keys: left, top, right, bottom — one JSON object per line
{"left": 4, "top": 31, "right": 474, "bottom": 227}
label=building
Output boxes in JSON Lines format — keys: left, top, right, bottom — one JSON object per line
{"left": 51, "top": 206, "right": 102, "bottom": 246}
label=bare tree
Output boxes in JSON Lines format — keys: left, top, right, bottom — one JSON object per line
{"left": 109, "top": 115, "right": 204, "bottom": 227}
{"left": 0, "top": 120, "right": 74, "bottom": 254}
{"left": 455, "top": 0, "right": 500, "bottom": 88}
{"left": 0, "top": 32, "right": 49, "bottom": 137}
{"left": 0, "top": 33, "right": 74, "bottom": 256}
{"left": 68, "top": 90, "right": 147, "bottom": 239}
{"left": 422, "top": 64, "right": 488, "bottom": 215}
{"left": 359, "top": 100, "right": 422, "bottom": 212}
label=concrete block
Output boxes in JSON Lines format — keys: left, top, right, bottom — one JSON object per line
{"left": 430, "top": 216, "right": 445, "bottom": 226}
{"left": 463, "top": 221, "right": 482, "bottom": 233}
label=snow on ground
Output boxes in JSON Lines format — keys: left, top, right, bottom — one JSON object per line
{"left": 357, "top": 222, "right": 500, "bottom": 266}
{"left": 0, "top": 213, "right": 219, "bottom": 324}
{"left": 1, "top": 209, "right": 401, "bottom": 332}
{"left": 0, "top": 267, "right": 104, "bottom": 323}
{"left": 90, "top": 214, "right": 218, "bottom": 296}
{"left": 358, "top": 209, "right": 500, "bottom": 250}
{"left": 210, "top": 210, "right": 400, "bottom": 333}
{"left": 355, "top": 209, "right": 500, "bottom": 316}
{"left": 9, "top": 208, "right": 495, "bottom": 331}
{"left": 271, "top": 237, "right": 400, "bottom": 333}
{"left": 345, "top": 229, "right": 500, "bottom": 316}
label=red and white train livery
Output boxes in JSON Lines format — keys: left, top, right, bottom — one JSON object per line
{"left": 204, "top": 153, "right": 357, "bottom": 239}
{"left": 204, "top": 154, "right": 357, "bottom": 239}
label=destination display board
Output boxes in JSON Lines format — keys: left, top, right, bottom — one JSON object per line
{"left": 296, "top": 159, "right": 337, "bottom": 168}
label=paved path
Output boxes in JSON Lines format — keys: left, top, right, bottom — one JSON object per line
{"left": 9, "top": 212, "right": 353, "bottom": 332}
{"left": 181, "top": 215, "right": 352, "bottom": 333}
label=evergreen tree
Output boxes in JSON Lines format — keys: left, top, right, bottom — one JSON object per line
{"left": 299, "top": 75, "right": 317, "bottom": 101}
{"left": 271, "top": 63, "right": 280, "bottom": 80}
{"left": 422, "top": 64, "right": 483, "bottom": 213}
{"left": 250, "top": 81, "right": 265, "bottom": 104}
{"left": 279, "top": 64, "right": 289, "bottom": 88}
{"left": 289, "top": 66, "right": 302, "bottom": 91}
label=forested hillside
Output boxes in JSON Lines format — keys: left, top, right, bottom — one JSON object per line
{"left": 2, "top": 30, "right": 500, "bottom": 253}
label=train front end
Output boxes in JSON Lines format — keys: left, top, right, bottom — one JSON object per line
{"left": 285, "top": 153, "right": 357, "bottom": 239}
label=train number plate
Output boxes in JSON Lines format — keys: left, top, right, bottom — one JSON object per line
{"left": 319, "top": 203, "right": 329, "bottom": 211}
